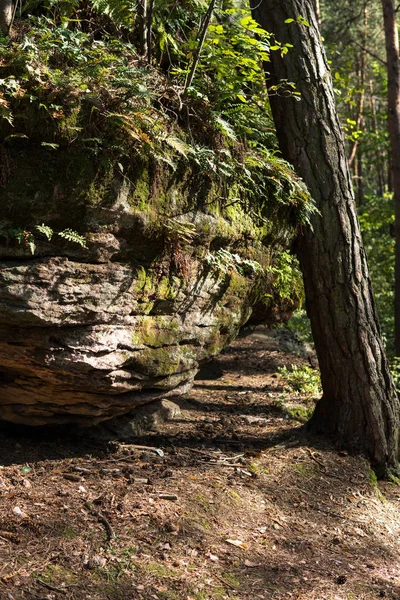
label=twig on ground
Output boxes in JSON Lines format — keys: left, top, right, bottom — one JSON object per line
{"left": 36, "top": 579, "right": 68, "bottom": 594}
{"left": 306, "top": 449, "right": 327, "bottom": 471}
{"left": 84, "top": 502, "right": 116, "bottom": 541}
{"left": 214, "top": 573, "right": 238, "bottom": 590}
{"left": 117, "top": 443, "right": 164, "bottom": 456}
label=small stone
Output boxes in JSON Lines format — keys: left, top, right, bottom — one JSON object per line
{"left": 131, "top": 477, "right": 149, "bottom": 485}
{"left": 12, "top": 506, "right": 28, "bottom": 518}
{"left": 158, "top": 493, "right": 178, "bottom": 501}
{"left": 63, "top": 473, "right": 81, "bottom": 482}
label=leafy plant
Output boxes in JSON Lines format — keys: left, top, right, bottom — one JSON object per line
{"left": 205, "top": 248, "right": 263, "bottom": 276}
{"left": 0, "top": 223, "right": 87, "bottom": 254}
{"left": 285, "top": 309, "right": 314, "bottom": 344}
{"left": 268, "top": 251, "right": 303, "bottom": 301}
{"left": 56, "top": 228, "right": 88, "bottom": 247}
{"left": 358, "top": 193, "right": 394, "bottom": 353}
{"left": 278, "top": 364, "right": 321, "bottom": 397}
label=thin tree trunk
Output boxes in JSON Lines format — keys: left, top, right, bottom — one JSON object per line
{"left": 381, "top": 0, "right": 400, "bottom": 355}
{"left": 250, "top": 0, "right": 400, "bottom": 477}
{"left": 147, "top": 0, "right": 154, "bottom": 64}
{"left": 184, "top": 0, "right": 216, "bottom": 94}
{"left": 0, "top": 0, "right": 13, "bottom": 35}
{"left": 137, "top": 0, "right": 148, "bottom": 57}
{"left": 349, "top": 5, "right": 367, "bottom": 171}
{"left": 388, "top": 148, "right": 394, "bottom": 191}
{"left": 370, "top": 80, "right": 385, "bottom": 197}
{"left": 357, "top": 149, "right": 365, "bottom": 205}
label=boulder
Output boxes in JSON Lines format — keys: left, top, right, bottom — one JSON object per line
{"left": 0, "top": 147, "right": 302, "bottom": 425}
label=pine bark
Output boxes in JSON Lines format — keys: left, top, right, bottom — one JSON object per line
{"left": 250, "top": 0, "right": 400, "bottom": 476}
{"left": 0, "top": 0, "right": 12, "bottom": 35}
{"left": 381, "top": 0, "right": 400, "bottom": 356}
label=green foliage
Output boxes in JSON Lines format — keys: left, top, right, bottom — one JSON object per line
{"left": 0, "top": 17, "right": 315, "bottom": 232}
{"left": 389, "top": 357, "right": 400, "bottom": 393}
{"left": 205, "top": 249, "right": 263, "bottom": 276}
{"left": 35, "top": 224, "right": 54, "bottom": 241}
{"left": 57, "top": 228, "right": 88, "bottom": 247}
{"left": 0, "top": 0, "right": 319, "bottom": 257}
{"left": 358, "top": 193, "right": 394, "bottom": 353}
{"left": 183, "top": 10, "right": 272, "bottom": 104}
{"left": 164, "top": 219, "right": 197, "bottom": 244}
{"left": 278, "top": 364, "right": 321, "bottom": 397}
{"left": 284, "top": 403, "right": 314, "bottom": 423}
{"left": 0, "top": 227, "right": 36, "bottom": 254}
{"left": 272, "top": 396, "right": 315, "bottom": 423}
{"left": 268, "top": 251, "right": 303, "bottom": 301}
{"left": 0, "top": 223, "right": 87, "bottom": 254}
{"left": 286, "top": 309, "right": 313, "bottom": 343}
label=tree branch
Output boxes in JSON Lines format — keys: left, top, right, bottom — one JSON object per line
{"left": 183, "top": 0, "right": 216, "bottom": 94}
{"left": 349, "top": 38, "right": 387, "bottom": 66}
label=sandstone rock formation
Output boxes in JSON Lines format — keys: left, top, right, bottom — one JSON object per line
{"left": 0, "top": 145, "right": 300, "bottom": 425}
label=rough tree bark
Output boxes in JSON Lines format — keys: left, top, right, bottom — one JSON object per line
{"left": 381, "top": 0, "right": 400, "bottom": 356}
{"left": 137, "top": 0, "right": 148, "bottom": 57}
{"left": 250, "top": 0, "right": 400, "bottom": 476}
{"left": 0, "top": 0, "right": 13, "bottom": 35}
{"left": 312, "top": 0, "right": 320, "bottom": 29}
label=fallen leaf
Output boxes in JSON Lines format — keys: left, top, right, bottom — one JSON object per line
{"left": 244, "top": 560, "right": 261, "bottom": 567}
{"left": 225, "top": 539, "right": 248, "bottom": 549}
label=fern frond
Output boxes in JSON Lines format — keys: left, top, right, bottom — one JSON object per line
{"left": 163, "top": 136, "right": 193, "bottom": 158}
{"left": 35, "top": 224, "right": 53, "bottom": 241}
{"left": 57, "top": 229, "right": 88, "bottom": 248}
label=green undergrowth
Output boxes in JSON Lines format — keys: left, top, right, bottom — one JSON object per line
{"left": 278, "top": 364, "right": 321, "bottom": 397}
{"left": 273, "top": 363, "right": 320, "bottom": 423}
{"left": 0, "top": 15, "right": 316, "bottom": 249}
{"left": 359, "top": 193, "right": 394, "bottom": 355}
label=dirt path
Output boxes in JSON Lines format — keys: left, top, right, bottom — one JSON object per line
{"left": 0, "top": 327, "right": 399, "bottom": 599}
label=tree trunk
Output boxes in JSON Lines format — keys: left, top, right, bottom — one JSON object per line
{"left": 349, "top": 4, "right": 367, "bottom": 178}
{"left": 250, "top": 0, "right": 400, "bottom": 477}
{"left": 0, "top": 0, "right": 13, "bottom": 35}
{"left": 369, "top": 80, "right": 385, "bottom": 197}
{"left": 381, "top": 0, "right": 400, "bottom": 356}
{"left": 137, "top": 0, "right": 148, "bottom": 57}
{"left": 313, "top": 0, "right": 320, "bottom": 29}
{"left": 357, "top": 149, "right": 364, "bottom": 206}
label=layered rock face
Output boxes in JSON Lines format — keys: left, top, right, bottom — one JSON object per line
{"left": 0, "top": 252, "right": 252, "bottom": 424}
{"left": 0, "top": 148, "right": 288, "bottom": 425}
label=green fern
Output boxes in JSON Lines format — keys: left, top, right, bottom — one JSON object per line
{"left": 35, "top": 224, "right": 53, "bottom": 241}
{"left": 57, "top": 229, "right": 88, "bottom": 248}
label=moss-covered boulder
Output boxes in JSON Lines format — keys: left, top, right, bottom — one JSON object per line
{"left": 0, "top": 22, "right": 315, "bottom": 425}
{"left": 0, "top": 140, "right": 311, "bottom": 425}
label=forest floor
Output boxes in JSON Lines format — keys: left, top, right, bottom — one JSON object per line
{"left": 0, "top": 327, "right": 400, "bottom": 600}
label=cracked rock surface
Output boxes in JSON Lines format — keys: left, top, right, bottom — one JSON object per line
{"left": 0, "top": 149, "right": 294, "bottom": 425}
